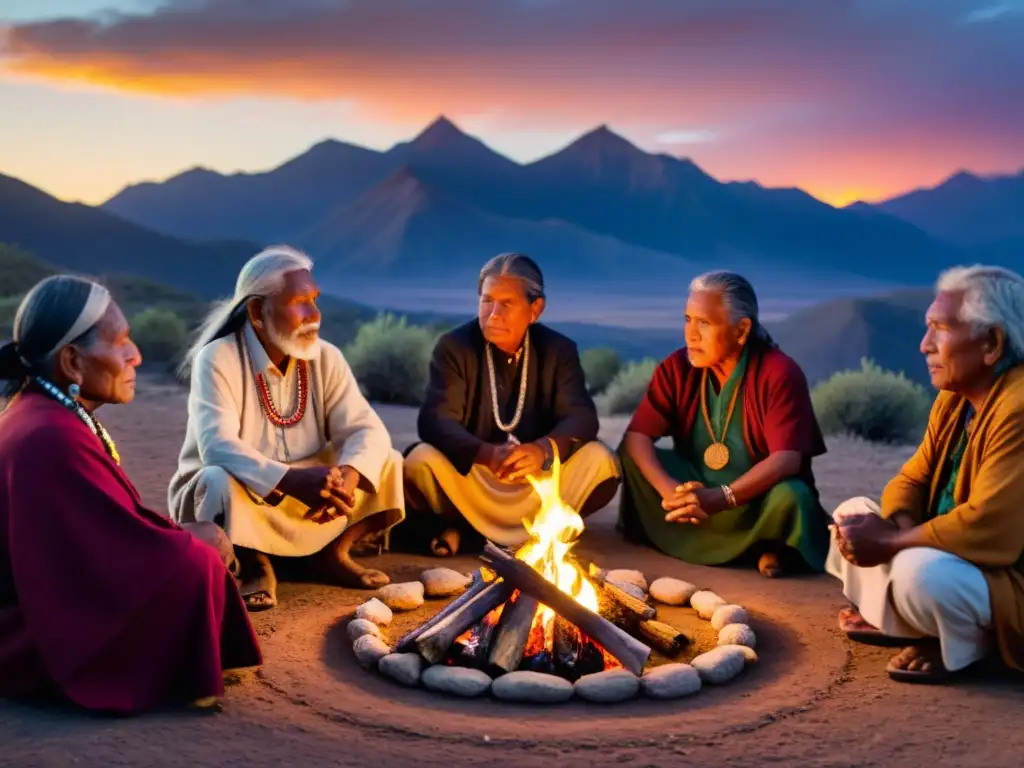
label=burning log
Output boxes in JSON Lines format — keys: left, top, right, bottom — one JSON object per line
{"left": 587, "top": 563, "right": 656, "bottom": 620}
{"left": 414, "top": 579, "right": 513, "bottom": 664}
{"left": 637, "top": 619, "right": 690, "bottom": 657}
{"left": 553, "top": 618, "right": 606, "bottom": 681}
{"left": 447, "top": 605, "right": 504, "bottom": 668}
{"left": 553, "top": 616, "right": 581, "bottom": 674}
{"left": 395, "top": 571, "right": 488, "bottom": 652}
{"left": 587, "top": 568, "right": 690, "bottom": 658}
{"left": 480, "top": 543, "right": 651, "bottom": 676}
{"left": 486, "top": 591, "right": 540, "bottom": 674}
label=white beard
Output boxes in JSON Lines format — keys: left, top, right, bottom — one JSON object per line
{"left": 266, "top": 318, "right": 321, "bottom": 361}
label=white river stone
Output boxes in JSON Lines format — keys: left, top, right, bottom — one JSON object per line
{"left": 346, "top": 618, "right": 384, "bottom": 643}
{"left": 719, "top": 643, "right": 759, "bottom": 665}
{"left": 711, "top": 604, "right": 749, "bottom": 630}
{"left": 717, "top": 623, "right": 757, "bottom": 649}
{"left": 649, "top": 577, "right": 699, "bottom": 606}
{"left": 692, "top": 646, "right": 747, "bottom": 684}
{"left": 355, "top": 598, "right": 393, "bottom": 626}
{"left": 378, "top": 653, "right": 424, "bottom": 686}
{"left": 352, "top": 634, "right": 390, "bottom": 669}
{"left": 377, "top": 582, "right": 425, "bottom": 611}
{"left": 574, "top": 669, "right": 641, "bottom": 703}
{"left": 492, "top": 671, "right": 575, "bottom": 704}
{"left": 641, "top": 664, "right": 702, "bottom": 699}
{"left": 690, "top": 590, "right": 727, "bottom": 620}
{"left": 421, "top": 568, "right": 472, "bottom": 597}
{"left": 421, "top": 665, "right": 492, "bottom": 698}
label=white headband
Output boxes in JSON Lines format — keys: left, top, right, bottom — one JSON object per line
{"left": 14, "top": 282, "right": 112, "bottom": 362}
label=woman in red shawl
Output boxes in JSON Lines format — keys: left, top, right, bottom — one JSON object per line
{"left": 618, "top": 271, "right": 830, "bottom": 577}
{"left": 0, "top": 275, "right": 261, "bottom": 715}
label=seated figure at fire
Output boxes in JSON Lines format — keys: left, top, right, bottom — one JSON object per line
{"left": 401, "top": 252, "right": 621, "bottom": 557}
{"left": 617, "top": 270, "right": 830, "bottom": 578}
{"left": 830, "top": 266, "right": 1024, "bottom": 683}
{"left": 168, "top": 246, "right": 405, "bottom": 611}
{"left": 0, "top": 275, "right": 261, "bottom": 714}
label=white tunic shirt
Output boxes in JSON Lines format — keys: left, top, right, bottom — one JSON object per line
{"left": 168, "top": 321, "right": 403, "bottom": 555}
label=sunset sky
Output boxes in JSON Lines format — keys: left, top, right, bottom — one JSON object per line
{"left": 1, "top": 0, "right": 1021, "bottom": 207}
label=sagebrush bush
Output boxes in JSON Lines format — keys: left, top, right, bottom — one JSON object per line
{"left": 811, "top": 358, "right": 931, "bottom": 444}
{"left": 344, "top": 313, "right": 436, "bottom": 405}
{"left": 131, "top": 307, "right": 189, "bottom": 363}
{"left": 597, "top": 357, "right": 658, "bottom": 416}
{"left": 581, "top": 346, "right": 623, "bottom": 395}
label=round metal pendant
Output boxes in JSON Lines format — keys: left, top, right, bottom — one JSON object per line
{"left": 703, "top": 442, "right": 730, "bottom": 471}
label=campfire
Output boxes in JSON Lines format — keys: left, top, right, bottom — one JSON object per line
{"left": 393, "top": 454, "right": 690, "bottom": 681}
{"left": 349, "top": 453, "right": 758, "bottom": 702}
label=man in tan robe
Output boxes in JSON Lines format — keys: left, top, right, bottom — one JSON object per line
{"left": 829, "top": 265, "right": 1024, "bottom": 682}
{"left": 401, "top": 253, "right": 620, "bottom": 556}
{"left": 169, "top": 246, "right": 404, "bottom": 609}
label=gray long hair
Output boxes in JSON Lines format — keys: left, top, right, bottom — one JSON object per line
{"left": 478, "top": 252, "right": 546, "bottom": 302}
{"left": 689, "top": 270, "right": 776, "bottom": 348}
{"left": 936, "top": 265, "right": 1024, "bottom": 360}
{"left": 177, "top": 245, "right": 313, "bottom": 377}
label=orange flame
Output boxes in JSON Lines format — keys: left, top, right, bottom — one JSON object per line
{"left": 513, "top": 451, "right": 599, "bottom": 645}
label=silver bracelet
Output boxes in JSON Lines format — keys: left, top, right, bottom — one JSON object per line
{"left": 721, "top": 484, "right": 737, "bottom": 508}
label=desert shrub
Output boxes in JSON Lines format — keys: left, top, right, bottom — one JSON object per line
{"left": 344, "top": 313, "right": 436, "bottom": 405}
{"left": 597, "top": 357, "right": 658, "bottom": 416}
{"left": 812, "top": 358, "right": 931, "bottom": 444}
{"left": 581, "top": 346, "right": 623, "bottom": 394}
{"left": 131, "top": 308, "right": 189, "bottom": 363}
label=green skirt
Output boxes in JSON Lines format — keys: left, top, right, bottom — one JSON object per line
{"left": 616, "top": 444, "right": 829, "bottom": 571}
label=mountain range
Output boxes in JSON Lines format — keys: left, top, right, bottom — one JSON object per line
{"left": 0, "top": 174, "right": 254, "bottom": 298}
{"left": 99, "top": 116, "right": 1022, "bottom": 290}
{"left": 858, "top": 169, "right": 1024, "bottom": 247}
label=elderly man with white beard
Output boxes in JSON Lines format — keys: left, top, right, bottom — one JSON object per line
{"left": 168, "top": 246, "right": 404, "bottom": 610}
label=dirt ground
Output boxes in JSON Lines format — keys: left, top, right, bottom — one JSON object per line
{"left": 2, "top": 378, "right": 1022, "bottom": 767}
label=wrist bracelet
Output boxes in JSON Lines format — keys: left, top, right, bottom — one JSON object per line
{"left": 721, "top": 484, "right": 737, "bottom": 508}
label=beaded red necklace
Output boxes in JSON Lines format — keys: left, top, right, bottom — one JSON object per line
{"left": 255, "top": 360, "right": 308, "bottom": 428}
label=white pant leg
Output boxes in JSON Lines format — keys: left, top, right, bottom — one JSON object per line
{"left": 826, "top": 496, "right": 992, "bottom": 671}
{"left": 888, "top": 547, "right": 992, "bottom": 671}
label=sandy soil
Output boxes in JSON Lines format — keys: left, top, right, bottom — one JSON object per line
{"left": 2, "top": 378, "right": 1022, "bottom": 767}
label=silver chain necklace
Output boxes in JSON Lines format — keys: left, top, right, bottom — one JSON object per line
{"left": 485, "top": 330, "right": 529, "bottom": 445}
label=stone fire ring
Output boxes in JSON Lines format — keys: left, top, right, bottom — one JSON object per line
{"left": 347, "top": 568, "right": 760, "bottom": 704}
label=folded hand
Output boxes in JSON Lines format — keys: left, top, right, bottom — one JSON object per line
{"left": 833, "top": 514, "right": 899, "bottom": 567}
{"left": 662, "top": 481, "right": 710, "bottom": 524}
{"left": 496, "top": 442, "right": 547, "bottom": 483}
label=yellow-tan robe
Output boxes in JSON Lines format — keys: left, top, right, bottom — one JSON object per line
{"left": 880, "top": 365, "right": 1024, "bottom": 671}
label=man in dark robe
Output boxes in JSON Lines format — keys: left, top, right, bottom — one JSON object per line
{"left": 402, "top": 253, "right": 621, "bottom": 556}
{"left": 618, "top": 271, "right": 830, "bottom": 577}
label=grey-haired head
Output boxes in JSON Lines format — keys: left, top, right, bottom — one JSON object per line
{"left": 685, "top": 270, "right": 776, "bottom": 370}
{"left": 923, "top": 264, "right": 1024, "bottom": 395}
{"left": 178, "top": 244, "right": 315, "bottom": 378}
{"left": 478, "top": 252, "right": 546, "bottom": 303}
{"left": 477, "top": 252, "right": 546, "bottom": 354}
{"left": 1, "top": 274, "right": 141, "bottom": 405}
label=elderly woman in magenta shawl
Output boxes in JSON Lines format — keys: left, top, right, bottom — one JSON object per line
{"left": 617, "top": 271, "right": 830, "bottom": 578}
{"left": 0, "top": 275, "right": 261, "bottom": 715}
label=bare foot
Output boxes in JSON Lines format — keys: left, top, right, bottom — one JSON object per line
{"left": 430, "top": 527, "right": 461, "bottom": 557}
{"left": 887, "top": 643, "right": 949, "bottom": 682}
{"left": 838, "top": 606, "right": 876, "bottom": 633}
{"left": 758, "top": 552, "right": 782, "bottom": 578}
{"left": 324, "top": 549, "right": 391, "bottom": 589}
